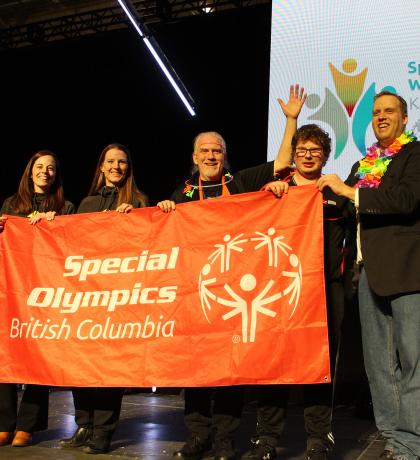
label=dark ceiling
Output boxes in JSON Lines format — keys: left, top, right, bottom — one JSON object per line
{"left": 0, "top": 0, "right": 269, "bottom": 48}
{"left": 0, "top": 0, "right": 115, "bottom": 28}
{"left": 0, "top": 1, "right": 273, "bottom": 206}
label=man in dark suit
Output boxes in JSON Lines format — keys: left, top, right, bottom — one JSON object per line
{"left": 317, "top": 91, "right": 420, "bottom": 460}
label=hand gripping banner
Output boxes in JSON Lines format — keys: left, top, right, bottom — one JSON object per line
{"left": 0, "top": 186, "right": 329, "bottom": 387}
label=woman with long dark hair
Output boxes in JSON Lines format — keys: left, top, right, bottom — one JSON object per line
{"left": 0, "top": 150, "right": 75, "bottom": 448}
{"left": 59, "top": 143, "right": 148, "bottom": 455}
{"left": 78, "top": 142, "right": 147, "bottom": 213}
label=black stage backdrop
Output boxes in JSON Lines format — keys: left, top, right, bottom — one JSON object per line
{"left": 0, "top": 5, "right": 272, "bottom": 207}
{"left": 0, "top": 5, "right": 369, "bottom": 390}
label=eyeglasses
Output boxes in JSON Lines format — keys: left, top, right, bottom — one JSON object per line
{"left": 294, "top": 148, "right": 323, "bottom": 158}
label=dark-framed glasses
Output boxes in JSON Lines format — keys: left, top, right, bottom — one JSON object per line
{"left": 295, "top": 147, "right": 323, "bottom": 158}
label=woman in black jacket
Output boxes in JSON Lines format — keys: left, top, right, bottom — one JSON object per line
{"left": 59, "top": 143, "right": 148, "bottom": 455}
{"left": 0, "top": 150, "right": 75, "bottom": 448}
{"left": 78, "top": 142, "right": 147, "bottom": 213}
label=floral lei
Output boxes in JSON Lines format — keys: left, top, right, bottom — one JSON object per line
{"left": 354, "top": 131, "right": 417, "bottom": 188}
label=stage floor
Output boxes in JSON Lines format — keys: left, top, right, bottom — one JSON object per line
{"left": 0, "top": 389, "right": 385, "bottom": 459}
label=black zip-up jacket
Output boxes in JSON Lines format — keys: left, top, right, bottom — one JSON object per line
{"left": 77, "top": 186, "right": 148, "bottom": 213}
{"left": 1, "top": 193, "right": 75, "bottom": 217}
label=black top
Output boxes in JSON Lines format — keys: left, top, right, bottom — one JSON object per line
{"left": 78, "top": 186, "right": 148, "bottom": 213}
{"left": 287, "top": 176, "right": 349, "bottom": 282}
{"left": 171, "top": 162, "right": 276, "bottom": 204}
{"left": 1, "top": 193, "right": 75, "bottom": 217}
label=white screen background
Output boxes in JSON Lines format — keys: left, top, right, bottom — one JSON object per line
{"left": 267, "top": 0, "right": 420, "bottom": 178}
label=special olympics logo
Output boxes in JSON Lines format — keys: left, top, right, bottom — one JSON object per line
{"left": 306, "top": 58, "right": 397, "bottom": 158}
{"left": 198, "top": 228, "right": 302, "bottom": 343}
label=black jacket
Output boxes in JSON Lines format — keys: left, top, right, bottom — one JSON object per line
{"left": 346, "top": 141, "right": 420, "bottom": 296}
{"left": 78, "top": 186, "right": 148, "bottom": 213}
{"left": 1, "top": 193, "right": 75, "bottom": 217}
{"left": 171, "top": 162, "right": 276, "bottom": 204}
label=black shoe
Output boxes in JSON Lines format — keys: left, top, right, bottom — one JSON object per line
{"left": 379, "top": 450, "right": 394, "bottom": 459}
{"left": 214, "top": 438, "right": 236, "bottom": 460}
{"left": 307, "top": 446, "right": 330, "bottom": 460}
{"left": 242, "top": 441, "right": 277, "bottom": 460}
{"left": 173, "top": 436, "right": 212, "bottom": 459}
{"left": 82, "top": 436, "right": 111, "bottom": 455}
{"left": 59, "top": 427, "right": 93, "bottom": 448}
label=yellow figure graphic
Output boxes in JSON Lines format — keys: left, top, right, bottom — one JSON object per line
{"left": 329, "top": 58, "right": 367, "bottom": 116}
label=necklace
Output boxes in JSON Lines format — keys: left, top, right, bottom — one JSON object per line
{"left": 355, "top": 131, "right": 417, "bottom": 189}
{"left": 183, "top": 172, "right": 233, "bottom": 199}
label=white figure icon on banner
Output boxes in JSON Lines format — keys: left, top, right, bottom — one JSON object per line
{"left": 282, "top": 254, "right": 302, "bottom": 318}
{"left": 208, "top": 233, "right": 248, "bottom": 272}
{"left": 217, "top": 274, "right": 283, "bottom": 343}
{"left": 199, "top": 264, "right": 217, "bottom": 322}
{"left": 251, "top": 227, "right": 292, "bottom": 267}
{"left": 198, "top": 228, "right": 302, "bottom": 342}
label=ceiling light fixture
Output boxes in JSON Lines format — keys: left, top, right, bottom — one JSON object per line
{"left": 116, "top": 0, "right": 196, "bottom": 116}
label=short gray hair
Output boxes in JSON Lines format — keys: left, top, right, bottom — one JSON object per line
{"left": 193, "top": 131, "right": 227, "bottom": 153}
{"left": 191, "top": 131, "right": 230, "bottom": 174}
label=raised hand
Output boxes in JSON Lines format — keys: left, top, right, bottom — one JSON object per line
{"left": 278, "top": 83, "right": 307, "bottom": 119}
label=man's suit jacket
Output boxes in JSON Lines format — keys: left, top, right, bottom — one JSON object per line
{"left": 346, "top": 141, "right": 420, "bottom": 297}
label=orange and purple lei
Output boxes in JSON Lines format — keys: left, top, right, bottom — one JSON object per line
{"left": 355, "top": 131, "right": 417, "bottom": 189}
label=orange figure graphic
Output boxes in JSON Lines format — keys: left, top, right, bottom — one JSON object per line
{"left": 329, "top": 58, "right": 367, "bottom": 116}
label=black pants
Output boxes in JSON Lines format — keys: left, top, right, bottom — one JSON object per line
{"left": 256, "top": 383, "right": 333, "bottom": 450}
{"left": 184, "top": 386, "right": 243, "bottom": 443}
{"left": 71, "top": 387, "right": 124, "bottom": 438}
{"left": 0, "top": 383, "right": 49, "bottom": 432}
{"left": 325, "top": 281, "right": 345, "bottom": 366}
{"left": 253, "top": 280, "right": 344, "bottom": 450}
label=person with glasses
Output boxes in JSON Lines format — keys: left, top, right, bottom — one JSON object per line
{"left": 243, "top": 124, "right": 350, "bottom": 460}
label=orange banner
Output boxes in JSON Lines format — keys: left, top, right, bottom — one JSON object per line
{"left": 0, "top": 186, "right": 329, "bottom": 387}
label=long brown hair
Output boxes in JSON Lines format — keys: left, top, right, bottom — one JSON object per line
{"left": 12, "top": 150, "right": 65, "bottom": 215}
{"left": 88, "top": 143, "right": 147, "bottom": 208}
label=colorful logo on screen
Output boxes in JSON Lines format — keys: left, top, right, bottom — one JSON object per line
{"left": 305, "top": 58, "right": 396, "bottom": 159}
